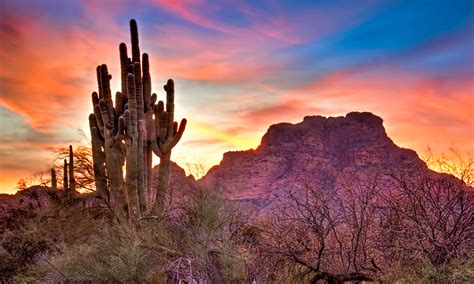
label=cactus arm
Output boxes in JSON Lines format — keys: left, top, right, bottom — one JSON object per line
{"left": 115, "top": 91, "right": 124, "bottom": 120}
{"left": 156, "top": 80, "right": 187, "bottom": 154}
{"left": 133, "top": 63, "right": 144, "bottom": 120}
{"left": 89, "top": 114, "right": 108, "bottom": 200}
{"left": 149, "top": 103, "right": 163, "bottom": 158}
{"left": 99, "top": 100, "right": 112, "bottom": 131}
{"left": 164, "top": 80, "right": 175, "bottom": 137}
{"left": 130, "top": 19, "right": 140, "bottom": 64}
{"left": 96, "top": 66, "right": 103, "bottom": 99}
{"left": 142, "top": 53, "right": 152, "bottom": 110}
{"left": 161, "top": 118, "right": 187, "bottom": 153}
{"left": 119, "top": 43, "right": 129, "bottom": 97}
{"left": 99, "top": 64, "right": 115, "bottom": 125}
{"left": 159, "top": 111, "right": 168, "bottom": 143}
{"left": 92, "top": 92, "right": 104, "bottom": 137}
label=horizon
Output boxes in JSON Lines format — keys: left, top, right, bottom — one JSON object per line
{"left": 1, "top": 0, "right": 473, "bottom": 194}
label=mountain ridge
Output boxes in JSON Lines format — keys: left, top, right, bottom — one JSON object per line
{"left": 199, "top": 111, "right": 454, "bottom": 212}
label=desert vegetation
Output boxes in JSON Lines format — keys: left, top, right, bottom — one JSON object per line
{"left": 253, "top": 168, "right": 473, "bottom": 283}
{"left": 1, "top": 19, "right": 473, "bottom": 283}
{"left": 2, "top": 151, "right": 472, "bottom": 282}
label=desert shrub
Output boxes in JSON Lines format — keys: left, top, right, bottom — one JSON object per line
{"left": 10, "top": 187, "right": 249, "bottom": 283}
{"left": 1, "top": 195, "right": 109, "bottom": 281}
{"left": 157, "top": 187, "right": 250, "bottom": 283}
{"left": 382, "top": 257, "right": 474, "bottom": 283}
{"left": 20, "top": 225, "right": 160, "bottom": 282}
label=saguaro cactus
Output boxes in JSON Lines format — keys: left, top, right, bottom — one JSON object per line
{"left": 61, "top": 145, "right": 77, "bottom": 197}
{"left": 68, "top": 145, "right": 76, "bottom": 196}
{"left": 51, "top": 168, "right": 57, "bottom": 191}
{"left": 89, "top": 19, "right": 186, "bottom": 222}
{"left": 63, "top": 159, "right": 68, "bottom": 192}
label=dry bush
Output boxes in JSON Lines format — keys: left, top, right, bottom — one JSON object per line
{"left": 254, "top": 159, "right": 474, "bottom": 283}
{"left": 423, "top": 148, "right": 474, "bottom": 186}
{"left": 53, "top": 145, "right": 96, "bottom": 192}
{"left": 1, "top": 195, "right": 109, "bottom": 281}
{"left": 162, "top": 187, "right": 249, "bottom": 283}
{"left": 377, "top": 169, "right": 474, "bottom": 273}
{"left": 255, "top": 182, "right": 381, "bottom": 283}
{"left": 6, "top": 187, "right": 249, "bottom": 283}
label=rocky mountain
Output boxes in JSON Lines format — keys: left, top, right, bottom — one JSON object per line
{"left": 200, "top": 112, "right": 445, "bottom": 212}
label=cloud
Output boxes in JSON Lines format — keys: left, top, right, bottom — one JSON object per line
{"left": 0, "top": 0, "right": 473, "bottom": 192}
{"left": 239, "top": 99, "right": 325, "bottom": 126}
{"left": 283, "top": 67, "right": 473, "bottom": 154}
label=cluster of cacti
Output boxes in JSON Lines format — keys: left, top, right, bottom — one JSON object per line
{"left": 50, "top": 145, "right": 76, "bottom": 197}
{"left": 89, "top": 19, "right": 186, "bottom": 222}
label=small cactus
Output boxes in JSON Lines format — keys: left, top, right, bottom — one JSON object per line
{"left": 51, "top": 168, "right": 57, "bottom": 191}
{"left": 61, "top": 145, "right": 77, "bottom": 197}
{"left": 63, "top": 159, "right": 68, "bottom": 192}
{"left": 68, "top": 145, "right": 76, "bottom": 196}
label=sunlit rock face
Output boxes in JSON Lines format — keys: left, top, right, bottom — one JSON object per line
{"left": 200, "top": 112, "right": 429, "bottom": 212}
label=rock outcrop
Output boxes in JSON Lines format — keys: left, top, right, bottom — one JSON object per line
{"left": 200, "top": 112, "right": 436, "bottom": 212}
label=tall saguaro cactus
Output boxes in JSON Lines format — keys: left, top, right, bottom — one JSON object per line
{"left": 89, "top": 19, "right": 186, "bottom": 222}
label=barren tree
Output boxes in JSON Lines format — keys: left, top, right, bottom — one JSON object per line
{"left": 377, "top": 168, "right": 474, "bottom": 271}
{"left": 256, "top": 179, "right": 382, "bottom": 283}
{"left": 53, "top": 146, "right": 95, "bottom": 193}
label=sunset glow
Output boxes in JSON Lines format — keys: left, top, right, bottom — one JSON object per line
{"left": 0, "top": 0, "right": 473, "bottom": 193}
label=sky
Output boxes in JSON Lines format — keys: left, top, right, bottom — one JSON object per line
{"left": 0, "top": 0, "right": 473, "bottom": 194}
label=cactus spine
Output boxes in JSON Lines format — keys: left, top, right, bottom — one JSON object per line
{"left": 89, "top": 19, "right": 186, "bottom": 222}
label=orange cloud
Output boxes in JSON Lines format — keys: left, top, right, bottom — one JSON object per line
{"left": 277, "top": 67, "right": 474, "bottom": 154}
{"left": 240, "top": 99, "right": 324, "bottom": 126}
{"left": 0, "top": 14, "right": 122, "bottom": 132}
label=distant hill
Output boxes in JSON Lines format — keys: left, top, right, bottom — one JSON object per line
{"left": 200, "top": 112, "right": 464, "bottom": 212}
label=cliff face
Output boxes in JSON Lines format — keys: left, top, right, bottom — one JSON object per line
{"left": 200, "top": 112, "right": 430, "bottom": 211}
